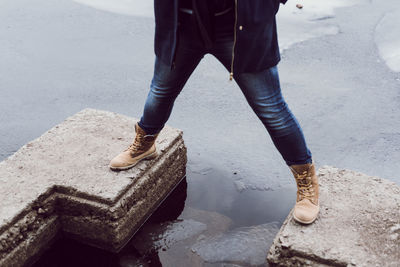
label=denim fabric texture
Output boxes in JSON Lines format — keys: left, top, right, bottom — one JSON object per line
{"left": 139, "top": 9, "right": 312, "bottom": 166}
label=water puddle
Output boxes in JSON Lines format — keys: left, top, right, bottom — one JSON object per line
{"left": 186, "top": 165, "right": 296, "bottom": 228}
{"left": 33, "top": 164, "right": 296, "bottom": 266}
{"left": 191, "top": 222, "right": 280, "bottom": 266}
{"left": 375, "top": 9, "right": 400, "bottom": 72}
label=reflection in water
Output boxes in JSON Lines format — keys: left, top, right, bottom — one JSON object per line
{"left": 32, "top": 178, "right": 188, "bottom": 267}
{"left": 191, "top": 222, "right": 280, "bottom": 266}
{"left": 186, "top": 167, "right": 296, "bottom": 228}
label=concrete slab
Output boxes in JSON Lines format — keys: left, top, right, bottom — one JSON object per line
{"left": 0, "top": 108, "right": 187, "bottom": 267}
{"left": 267, "top": 166, "right": 400, "bottom": 267}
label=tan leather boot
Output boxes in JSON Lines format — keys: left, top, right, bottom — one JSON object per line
{"left": 289, "top": 162, "right": 320, "bottom": 224}
{"left": 109, "top": 123, "right": 159, "bottom": 171}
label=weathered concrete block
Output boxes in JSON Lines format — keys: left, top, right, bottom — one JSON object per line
{"left": 267, "top": 166, "right": 400, "bottom": 267}
{"left": 0, "top": 109, "right": 187, "bottom": 267}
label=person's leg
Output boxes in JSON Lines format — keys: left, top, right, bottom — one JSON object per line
{"left": 211, "top": 12, "right": 318, "bottom": 225}
{"left": 110, "top": 12, "right": 205, "bottom": 170}
{"left": 138, "top": 11, "right": 206, "bottom": 135}
{"left": 234, "top": 66, "right": 312, "bottom": 166}
{"left": 237, "top": 69, "right": 319, "bottom": 224}
{"left": 211, "top": 29, "right": 312, "bottom": 165}
{"left": 138, "top": 53, "right": 202, "bottom": 135}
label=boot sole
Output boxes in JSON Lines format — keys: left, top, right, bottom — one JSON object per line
{"left": 292, "top": 213, "right": 318, "bottom": 225}
{"left": 109, "top": 151, "right": 158, "bottom": 171}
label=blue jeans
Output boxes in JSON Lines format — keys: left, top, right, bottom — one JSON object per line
{"left": 139, "top": 10, "right": 312, "bottom": 166}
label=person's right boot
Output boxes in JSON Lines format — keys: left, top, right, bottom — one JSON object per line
{"left": 289, "top": 162, "right": 320, "bottom": 224}
{"left": 109, "top": 123, "right": 159, "bottom": 171}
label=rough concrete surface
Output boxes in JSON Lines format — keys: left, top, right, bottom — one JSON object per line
{"left": 267, "top": 166, "right": 400, "bottom": 267}
{"left": 0, "top": 108, "right": 187, "bottom": 267}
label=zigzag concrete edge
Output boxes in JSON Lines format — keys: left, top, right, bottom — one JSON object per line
{"left": 0, "top": 109, "right": 187, "bottom": 267}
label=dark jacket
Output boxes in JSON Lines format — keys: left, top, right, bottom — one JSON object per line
{"left": 154, "top": 0, "right": 287, "bottom": 78}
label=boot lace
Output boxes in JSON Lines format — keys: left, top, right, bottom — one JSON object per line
{"left": 125, "top": 135, "right": 146, "bottom": 153}
{"left": 294, "top": 171, "right": 315, "bottom": 201}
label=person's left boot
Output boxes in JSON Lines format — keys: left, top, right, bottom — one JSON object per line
{"left": 289, "top": 162, "right": 320, "bottom": 224}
